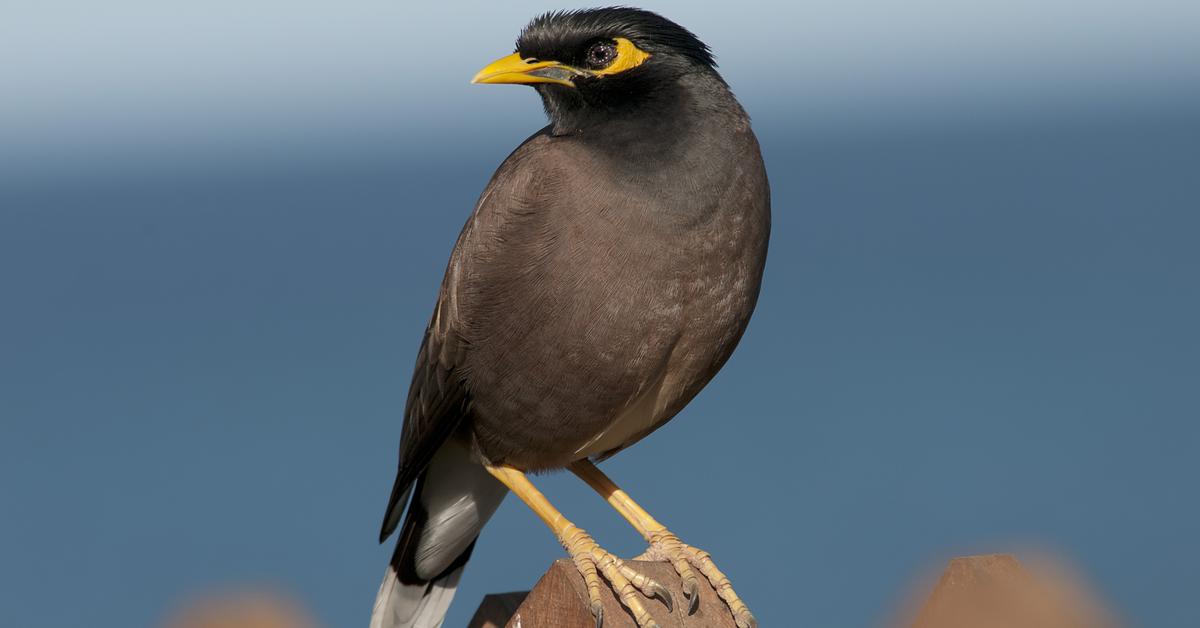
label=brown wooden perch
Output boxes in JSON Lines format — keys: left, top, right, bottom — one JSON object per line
{"left": 468, "top": 559, "right": 738, "bottom": 628}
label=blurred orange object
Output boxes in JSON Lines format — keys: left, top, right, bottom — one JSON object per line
{"left": 900, "top": 553, "right": 1119, "bottom": 628}
{"left": 163, "top": 590, "right": 317, "bottom": 628}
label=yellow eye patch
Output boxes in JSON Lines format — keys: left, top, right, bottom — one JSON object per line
{"left": 592, "top": 37, "right": 652, "bottom": 76}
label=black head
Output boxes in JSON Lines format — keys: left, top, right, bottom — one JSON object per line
{"left": 472, "top": 8, "right": 724, "bottom": 134}
{"left": 516, "top": 8, "right": 715, "bottom": 74}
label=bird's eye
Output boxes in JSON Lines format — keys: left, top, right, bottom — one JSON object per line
{"left": 584, "top": 41, "right": 618, "bottom": 69}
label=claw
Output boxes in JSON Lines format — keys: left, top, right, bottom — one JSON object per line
{"left": 648, "top": 582, "right": 673, "bottom": 612}
{"left": 590, "top": 601, "right": 604, "bottom": 628}
{"left": 684, "top": 578, "right": 700, "bottom": 615}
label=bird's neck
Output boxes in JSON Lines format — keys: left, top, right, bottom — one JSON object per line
{"left": 542, "top": 72, "right": 757, "bottom": 224}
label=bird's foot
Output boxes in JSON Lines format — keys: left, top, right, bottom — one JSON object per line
{"left": 636, "top": 530, "right": 757, "bottom": 628}
{"left": 561, "top": 523, "right": 673, "bottom": 628}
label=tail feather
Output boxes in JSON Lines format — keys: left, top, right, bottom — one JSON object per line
{"left": 370, "top": 441, "right": 507, "bottom": 628}
{"left": 368, "top": 544, "right": 470, "bottom": 628}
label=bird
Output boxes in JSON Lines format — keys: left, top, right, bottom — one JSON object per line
{"left": 370, "top": 8, "right": 770, "bottom": 628}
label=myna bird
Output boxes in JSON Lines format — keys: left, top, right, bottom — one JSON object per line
{"left": 371, "top": 8, "right": 769, "bottom": 628}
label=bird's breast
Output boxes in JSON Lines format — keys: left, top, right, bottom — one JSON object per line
{"left": 464, "top": 129, "right": 769, "bottom": 470}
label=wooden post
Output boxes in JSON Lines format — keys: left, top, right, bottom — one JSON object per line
{"left": 469, "top": 559, "right": 739, "bottom": 627}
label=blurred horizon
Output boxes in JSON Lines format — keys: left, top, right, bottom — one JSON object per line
{"left": 5, "top": 0, "right": 1200, "bottom": 182}
{"left": 2, "top": 2, "right": 1199, "bottom": 628}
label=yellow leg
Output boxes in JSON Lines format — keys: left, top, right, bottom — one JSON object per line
{"left": 484, "top": 464, "right": 672, "bottom": 628}
{"left": 570, "top": 459, "right": 758, "bottom": 628}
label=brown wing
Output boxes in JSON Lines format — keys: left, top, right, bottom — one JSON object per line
{"left": 378, "top": 306, "right": 469, "bottom": 541}
{"left": 377, "top": 127, "right": 559, "bottom": 542}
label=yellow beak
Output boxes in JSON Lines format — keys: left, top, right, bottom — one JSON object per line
{"left": 471, "top": 52, "right": 582, "bottom": 87}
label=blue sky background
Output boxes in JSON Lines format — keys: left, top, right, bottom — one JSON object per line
{"left": 2, "top": 1, "right": 1198, "bottom": 627}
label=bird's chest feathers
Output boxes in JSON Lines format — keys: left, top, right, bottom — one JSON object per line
{"left": 558, "top": 174, "right": 757, "bottom": 295}
{"left": 554, "top": 195, "right": 759, "bottom": 456}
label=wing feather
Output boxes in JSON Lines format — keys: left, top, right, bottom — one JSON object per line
{"left": 379, "top": 127, "right": 563, "bottom": 541}
{"left": 378, "top": 309, "right": 469, "bottom": 542}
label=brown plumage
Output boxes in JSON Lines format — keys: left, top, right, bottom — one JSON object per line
{"left": 371, "top": 9, "right": 769, "bottom": 628}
